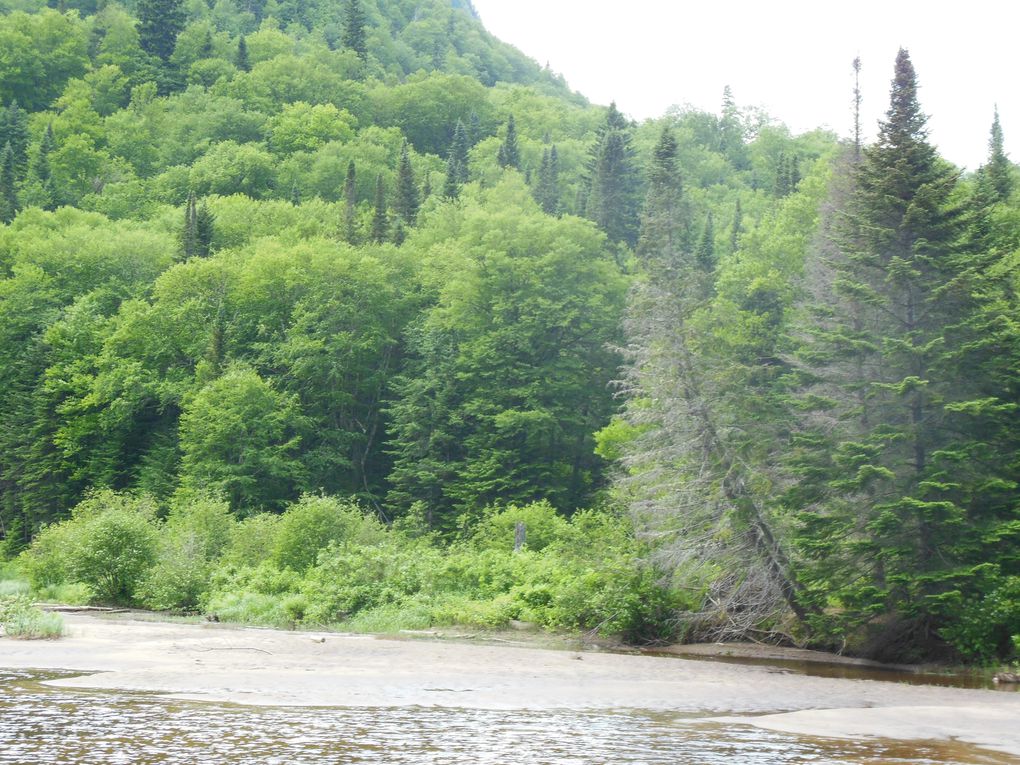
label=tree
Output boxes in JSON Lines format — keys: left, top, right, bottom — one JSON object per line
{"left": 637, "top": 125, "right": 688, "bottom": 271}
{"left": 979, "top": 107, "right": 1013, "bottom": 202}
{"left": 730, "top": 198, "right": 743, "bottom": 252}
{"left": 343, "top": 160, "right": 358, "bottom": 243}
{"left": 791, "top": 49, "right": 983, "bottom": 657}
{"left": 394, "top": 141, "right": 419, "bottom": 227}
{"left": 236, "top": 35, "right": 251, "bottom": 72}
{"left": 0, "top": 142, "right": 18, "bottom": 224}
{"left": 0, "top": 101, "right": 29, "bottom": 179}
{"left": 371, "top": 173, "right": 388, "bottom": 243}
{"left": 497, "top": 113, "right": 520, "bottom": 170}
{"left": 178, "top": 366, "right": 306, "bottom": 513}
{"left": 342, "top": 0, "right": 368, "bottom": 59}
{"left": 449, "top": 119, "right": 470, "bottom": 184}
{"left": 585, "top": 102, "right": 639, "bottom": 246}
{"left": 136, "top": 0, "right": 186, "bottom": 62}
{"left": 534, "top": 145, "right": 559, "bottom": 215}
{"left": 695, "top": 212, "right": 715, "bottom": 271}
{"left": 852, "top": 57, "right": 863, "bottom": 162}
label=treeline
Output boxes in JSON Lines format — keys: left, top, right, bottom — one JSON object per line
{"left": 614, "top": 51, "right": 1020, "bottom": 662}
{"left": 1, "top": 0, "right": 1017, "bottom": 662}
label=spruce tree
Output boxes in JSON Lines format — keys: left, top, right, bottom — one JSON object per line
{"left": 443, "top": 154, "right": 460, "bottom": 199}
{"left": 371, "top": 173, "right": 388, "bottom": 243}
{"left": 497, "top": 114, "right": 520, "bottom": 170}
{"left": 343, "top": 160, "right": 358, "bottom": 243}
{"left": 791, "top": 49, "right": 974, "bottom": 652}
{"left": 981, "top": 107, "right": 1013, "bottom": 202}
{"left": 137, "top": 0, "right": 186, "bottom": 61}
{"left": 852, "top": 57, "right": 863, "bottom": 162}
{"left": 449, "top": 119, "right": 470, "bottom": 184}
{"left": 31, "top": 124, "right": 55, "bottom": 210}
{"left": 730, "top": 198, "right": 742, "bottom": 252}
{"left": 695, "top": 213, "right": 715, "bottom": 271}
{"left": 0, "top": 102, "right": 29, "bottom": 179}
{"left": 194, "top": 201, "right": 215, "bottom": 258}
{"left": 181, "top": 192, "right": 198, "bottom": 258}
{"left": 0, "top": 142, "right": 18, "bottom": 224}
{"left": 342, "top": 0, "right": 368, "bottom": 59}
{"left": 637, "top": 126, "right": 689, "bottom": 271}
{"left": 394, "top": 142, "right": 419, "bottom": 226}
{"left": 585, "top": 102, "right": 639, "bottom": 245}
{"left": 236, "top": 35, "right": 251, "bottom": 72}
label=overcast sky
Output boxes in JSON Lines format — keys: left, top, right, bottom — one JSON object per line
{"left": 470, "top": 0, "right": 1015, "bottom": 171}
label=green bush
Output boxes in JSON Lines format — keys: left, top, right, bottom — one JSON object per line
{"left": 471, "top": 501, "right": 570, "bottom": 552}
{"left": 0, "top": 595, "right": 64, "bottom": 639}
{"left": 272, "top": 494, "right": 384, "bottom": 572}
{"left": 137, "top": 495, "right": 236, "bottom": 611}
{"left": 17, "top": 490, "right": 160, "bottom": 605}
{"left": 938, "top": 575, "right": 1020, "bottom": 662}
{"left": 221, "top": 512, "right": 282, "bottom": 568}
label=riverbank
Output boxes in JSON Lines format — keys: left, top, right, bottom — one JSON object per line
{"left": 2, "top": 613, "right": 1019, "bottom": 758}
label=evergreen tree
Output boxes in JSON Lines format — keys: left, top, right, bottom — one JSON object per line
{"left": 342, "top": 0, "right": 368, "bottom": 59}
{"left": 371, "top": 173, "right": 388, "bottom": 243}
{"left": 199, "top": 28, "right": 214, "bottom": 58}
{"left": 980, "top": 107, "right": 1013, "bottom": 202}
{"left": 194, "top": 201, "right": 215, "bottom": 258}
{"left": 0, "top": 101, "right": 29, "bottom": 179}
{"left": 637, "top": 126, "right": 688, "bottom": 269}
{"left": 137, "top": 0, "right": 186, "bottom": 61}
{"left": 497, "top": 114, "right": 520, "bottom": 170}
{"left": 468, "top": 111, "right": 481, "bottom": 146}
{"left": 394, "top": 142, "right": 419, "bottom": 226}
{"left": 443, "top": 154, "right": 460, "bottom": 199}
{"left": 343, "top": 160, "right": 358, "bottom": 243}
{"left": 181, "top": 192, "right": 198, "bottom": 258}
{"left": 0, "top": 142, "right": 18, "bottom": 224}
{"left": 449, "top": 119, "right": 470, "bottom": 184}
{"left": 31, "top": 123, "right": 55, "bottom": 210}
{"left": 730, "top": 198, "right": 743, "bottom": 252}
{"left": 695, "top": 212, "right": 715, "bottom": 271}
{"left": 422, "top": 171, "right": 432, "bottom": 200}
{"left": 792, "top": 49, "right": 978, "bottom": 655}
{"left": 585, "top": 102, "right": 639, "bottom": 245}
{"left": 236, "top": 36, "right": 251, "bottom": 72}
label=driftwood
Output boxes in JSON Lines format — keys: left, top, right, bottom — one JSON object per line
{"left": 993, "top": 672, "right": 1020, "bottom": 684}
{"left": 36, "top": 605, "right": 127, "bottom": 613}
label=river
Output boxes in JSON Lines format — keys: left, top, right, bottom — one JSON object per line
{"left": 1, "top": 669, "right": 1016, "bottom": 765}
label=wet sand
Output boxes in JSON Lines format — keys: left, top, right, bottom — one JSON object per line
{"left": 2, "top": 614, "right": 1019, "bottom": 757}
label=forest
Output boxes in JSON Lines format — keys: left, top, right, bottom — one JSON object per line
{"left": 0, "top": 0, "right": 1017, "bottom": 663}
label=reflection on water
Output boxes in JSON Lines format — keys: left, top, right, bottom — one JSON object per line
{"left": 647, "top": 652, "right": 1019, "bottom": 693}
{"left": 0, "top": 670, "right": 1014, "bottom": 765}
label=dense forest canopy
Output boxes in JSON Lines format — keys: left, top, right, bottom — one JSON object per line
{"left": 0, "top": 0, "right": 1017, "bottom": 662}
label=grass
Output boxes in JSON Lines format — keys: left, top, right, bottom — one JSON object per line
{"left": 0, "top": 595, "right": 64, "bottom": 640}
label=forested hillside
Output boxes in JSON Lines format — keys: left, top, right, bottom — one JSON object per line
{"left": 0, "top": 0, "right": 1016, "bottom": 662}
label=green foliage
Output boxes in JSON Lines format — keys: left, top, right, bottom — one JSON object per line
{"left": 271, "top": 494, "right": 383, "bottom": 572}
{"left": 0, "top": 594, "right": 64, "bottom": 639}
{"left": 19, "top": 490, "right": 159, "bottom": 605}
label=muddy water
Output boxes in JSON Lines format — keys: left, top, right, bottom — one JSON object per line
{"left": 0, "top": 670, "right": 1015, "bottom": 765}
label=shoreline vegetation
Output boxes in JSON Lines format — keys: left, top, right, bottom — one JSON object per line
{"left": 2, "top": 612, "right": 1019, "bottom": 758}
{"left": 0, "top": 0, "right": 1017, "bottom": 670}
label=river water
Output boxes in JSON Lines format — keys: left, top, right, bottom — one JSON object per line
{"left": 1, "top": 670, "right": 1016, "bottom": 765}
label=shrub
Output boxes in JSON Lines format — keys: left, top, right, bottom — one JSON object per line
{"left": 272, "top": 494, "right": 384, "bottom": 572}
{"left": 18, "top": 490, "right": 160, "bottom": 605}
{"left": 0, "top": 595, "right": 64, "bottom": 640}
{"left": 471, "top": 501, "right": 570, "bottom": 552}
{"left": 137, "top": 494, "right": 236, "bottom": 611}
{"left": 221, "top": 512, "right": 282, "bottom": 567}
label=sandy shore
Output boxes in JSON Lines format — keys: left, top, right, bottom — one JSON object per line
{"left": 2, "top": 614, "right": 1020, "bottom": 757}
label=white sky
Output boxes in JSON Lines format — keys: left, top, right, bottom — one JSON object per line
{"left": 470, "top": 0, "right": 1017, "bottom": 171}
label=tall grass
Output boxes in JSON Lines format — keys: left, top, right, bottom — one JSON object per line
{"left": 0, "top": 596, "right": 64, "bottom": 640}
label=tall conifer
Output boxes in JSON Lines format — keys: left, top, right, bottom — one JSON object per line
{"left": 0, "top": 142, "right": 18, "bottom": 224}
{"left": 343, "top": 160, "right": 358, "bottom": 243}
{"left": 497, "top": 114, "right": 520, "bottom": 170}
{"left": 394, "top": 142, "right": 419, "bottom": 226}
{"left": 371, "top": 174, "right": 388, "bottom": 243}
{"left": 137, "top": 0, "right": 185, "bottom": 61}
{"left": 342, "top": 0, "right": 368, "bottom": 59}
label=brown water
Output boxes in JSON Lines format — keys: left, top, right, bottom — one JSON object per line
{"left": 1, "top": 670, "right": 1016, "bottom": 765}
